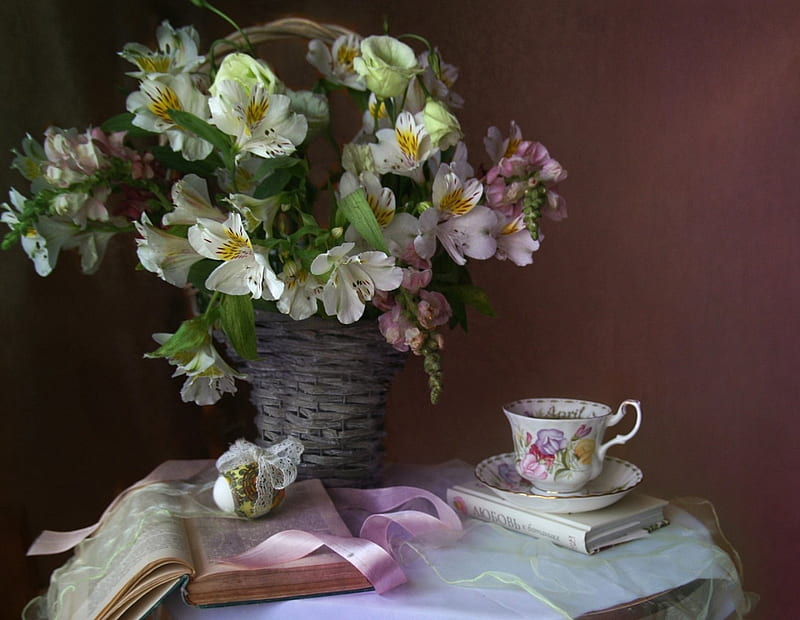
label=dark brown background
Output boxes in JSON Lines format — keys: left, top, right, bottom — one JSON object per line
{"left": 1, "top": 0, "right": 796, "bottom": 616}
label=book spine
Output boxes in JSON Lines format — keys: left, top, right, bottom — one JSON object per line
{"left": 446, "top": 489, "right": 590, "bottom": 554}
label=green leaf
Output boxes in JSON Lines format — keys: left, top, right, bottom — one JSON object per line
{"left": 145, "top": 315, "right": 211, "bottom": 359}
{"left": 255, "top": 156, "right": 304, "bottom": 177}
{"left": 101, "top": 113, "right": 155, "bottom": 137}
{"left": 430, "top": 251, "right": 471, "bottom": 285}
{"left": 439, "top": 283, "right": 496, "bottom": 317}
{"left": 253, "top": 167, "right": 293, "bottom": 199}
{"left": 338, "top": 188, "right": 389, "bottom": 254}
{"left": 298, "top": 211, "right": 320, "bottom": 228}
{"left": 346, "top": 87, "right": 371, "bottom": 112}
{"left": 168, "top": 109, "right": 235, "bottom": 167}
{"left": 219, "top": 294, "right": 258, "bottom": 360}
{"left": 150, "top": 145, "right": 219, "bottom": 177}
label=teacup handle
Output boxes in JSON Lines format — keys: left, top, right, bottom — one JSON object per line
{"left": 597, "top": 399, "right": 642, "bottom": 460}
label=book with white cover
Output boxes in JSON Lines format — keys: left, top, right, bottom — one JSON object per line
{"left": 447, "top": 480, "right": 669, "bottom": 555}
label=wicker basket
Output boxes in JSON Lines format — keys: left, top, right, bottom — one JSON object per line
{"left": 235, "top": 312, "right": 406, "bottom": 488}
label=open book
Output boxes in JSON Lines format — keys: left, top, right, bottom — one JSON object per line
{"left": 447, "top": 480, "right": 669, "bottom": 554}
{"left": 32, "top": 467, "right": 372, "bottom": 619}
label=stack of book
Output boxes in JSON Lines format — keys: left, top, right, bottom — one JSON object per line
{"left": 446, "top": 480, "right": 669, "bottom": 555}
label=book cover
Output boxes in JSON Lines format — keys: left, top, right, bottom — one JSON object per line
{"left": 447, "top": 480, "right": 669, "bottom": 554}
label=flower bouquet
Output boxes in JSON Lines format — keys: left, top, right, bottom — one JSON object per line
{"left": 1, "top": 5, "right": 567, "bottom": 409}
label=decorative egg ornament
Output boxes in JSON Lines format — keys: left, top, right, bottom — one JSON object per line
{"left": 212, "top": 437, "right": 303, "bottom": 519}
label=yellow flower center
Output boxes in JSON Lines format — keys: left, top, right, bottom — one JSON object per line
{"left": 20, "top": 158, "right": 41, "bottom": 180}
{"left": 197, "top": 365, "right": 225, "bottom": 378}
{"left": 285, "top": 270, "right": 307, "bottom": 290}
{"left": 135, "top": 55, "right": 171, "bottom": 74}
{"left": 439, "top": 189, "right": 474, "bottom": 216}
{"left": 336, "top": 45, "right": 360, "bottom": 70}
{"left": 504, "top": 137, "right": 521, "bottom": 158}
{"left": 396, "top": 127, "right": 420, "bottom": 161}
{"left": 369, "top": 98, "right": 388, "bottom": 121}
{"left": 147, "top": 84, "right": 183, "bottom": 123}
{"left": 366, "top": 194, "right": 393, "bottom": 228}
{"left": 245, "top": 96, "right": 270, "bottom": 133}
{"left": 502, "top": 217, "right": 524, "bottom": 236}
{"left": 217, "top": 228, "right": 252, "bottom": 261}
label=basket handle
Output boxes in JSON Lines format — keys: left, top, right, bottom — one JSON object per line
{"left": 218, "top": 17, "right": 358, "bottom": 55}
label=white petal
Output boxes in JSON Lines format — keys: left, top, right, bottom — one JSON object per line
{"left": 205, "top": 258, "right": 261, "bottom": 296}
{"left": 352, "top": 252, "right": 403, "bottom": 292}
{"left": 165, "top": 174, "right": 224, "bottom": 225}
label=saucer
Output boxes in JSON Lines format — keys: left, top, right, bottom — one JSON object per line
{"left": 475, "top": 453, "right": 643, "bottom": 513}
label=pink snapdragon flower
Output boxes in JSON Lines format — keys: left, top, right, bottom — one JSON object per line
{"left": 378, "top": 303, "right": 421, "bottom": 353}
{"left": 42, "top": 127, "right": 104, "bottom": 188}
{"left": 483, "top": 121, "right": 567, "bottom": 221}
{"left": 90, "top": 128, "right": 157, "bottom": 180}
{"left": 402, "top": 266, "right": 432, "bottom": 293}
{"left": 417, "top": 290, "right": 452, "bottom": 329}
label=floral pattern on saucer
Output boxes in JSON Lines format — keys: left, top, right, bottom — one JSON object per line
{"left": 476, "top": 453, "right": 643, "bottom": 513}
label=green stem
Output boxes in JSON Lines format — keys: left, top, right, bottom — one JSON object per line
{"left": 190, "top": 0, "right": 254, "bottom": 55}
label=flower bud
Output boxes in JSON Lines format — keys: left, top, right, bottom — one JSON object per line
{"left": 211, "top": 52, "right": 283, "bottom": 97}
{"left": 353, "top": 36, "right": 422, "bottom": 99}
{"left": 422, "top": 98, "right": 462, "bottom": 151}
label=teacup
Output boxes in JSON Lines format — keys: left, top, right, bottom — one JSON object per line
{"left": 503, "top": 397, "right": 642, "bottom": 494}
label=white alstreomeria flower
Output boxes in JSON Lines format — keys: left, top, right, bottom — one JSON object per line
{"left": 370, "top": 111, "right": 434, "bottom": 181}
{"left": 187, "top": 211, "right": 284, "bottom": 301}
{"left": 307, "top": 33, "right": 366, "bottom": 90}
{"left": 5, "top": 197, "right": 116, "bottom": 276}
{"left": 277, "top": 261, "right": 322, "bottom": 321}
{"left": 120, "top": 20, "right": 204, "bottom": 78}
{"left": 1, "top": 189, "right": 53, "bottom": 276}
{"left": 339, "top": 170, "right": 395, "bottom": 229}
{"left": 415, "top": 163, "right": 497, "bottom": 265}
{"left": 126, "top": 74, "right": 213, "bottom": 161}
{"left": 134, "top": 213, "right": 204, "bottom": 287}
{"left": 209, "top": 80, "right": 307, "bottom": 160}
{"left": 152, "top": 332, "right": 243, "bottom": 406}
{"left": 339, "top": 170, "right": 419, "bottom": 258}
{"left": 310, "top": 241, "right": 403, "bottom": 324}
{"left": 162, "top": 174, "right": 226, "bottom": 226}
{"left": 493, "top": 213, "right": 541, "bottom": 266}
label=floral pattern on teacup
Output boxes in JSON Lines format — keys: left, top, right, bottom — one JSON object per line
{"left": 514, "top": 424, "right": 595, "bottom": 482}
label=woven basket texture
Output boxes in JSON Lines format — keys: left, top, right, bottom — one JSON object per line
{"left": 238, "top": 311, "right": 406, "bottom": 487}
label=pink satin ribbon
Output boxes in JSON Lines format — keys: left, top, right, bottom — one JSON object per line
{"left": 219, "top": 529, "right": 408, "bottom": 594}
{"left": 26, "top": 461, "right": 462, "bottom": 595}
{"left": 329, "top": 485, "right": 463, "bottom": 550}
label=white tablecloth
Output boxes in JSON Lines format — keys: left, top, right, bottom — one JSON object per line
{"left": 164, "top": 461, "right": 754, "bottom": 619}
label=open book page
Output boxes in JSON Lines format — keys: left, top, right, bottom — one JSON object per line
{"left": 187, "top": 478, "right": 353, "bottom": 576}
{"left": 44, "top": 481, "right": 196, "bottom": 620}
{"left": 184, "top": 478, "right": 372, "bottom": 605}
